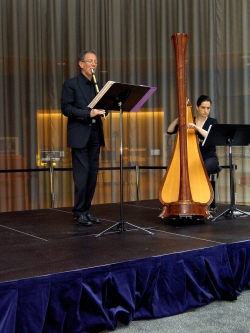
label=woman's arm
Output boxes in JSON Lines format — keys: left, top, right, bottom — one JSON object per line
{"left": 187, "top": 123, "right": 208, "bottom": 138}
{"left": 167, "top": 118, "right": 179, "bottom": 133}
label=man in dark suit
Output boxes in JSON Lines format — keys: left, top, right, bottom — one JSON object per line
{"left": 61, "top": 50, "right": 107, "bottom": 226}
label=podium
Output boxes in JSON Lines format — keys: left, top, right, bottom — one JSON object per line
{"left": 202, "top": 124, "right": 250, "bottom": 221}
{"left": 88, "top": 81, "right": 156, "bottom": 237}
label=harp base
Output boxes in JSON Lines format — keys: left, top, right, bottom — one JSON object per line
{"left": 159, "top": 201, "right": 211, "bottom": 220}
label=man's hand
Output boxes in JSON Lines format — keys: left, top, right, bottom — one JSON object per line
{"left": 90, "top": 109, "right": 106, "bottom": 118}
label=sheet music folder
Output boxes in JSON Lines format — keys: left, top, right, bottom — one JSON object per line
{"left": 202, "top": 124, "right": 250, "bottom": 147}
{"left": 88, "top": 81, "right": 157, "bottom": 112}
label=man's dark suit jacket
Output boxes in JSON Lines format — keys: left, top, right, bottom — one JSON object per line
{"left": 61, "top": 73, "right": 105, "bottom": 148}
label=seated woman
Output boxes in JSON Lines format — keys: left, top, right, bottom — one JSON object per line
{"left": 167, "top": 95, "right": 220, "bottom": 177}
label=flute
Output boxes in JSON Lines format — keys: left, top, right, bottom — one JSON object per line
{"left": 91, "top": 68, "right": 106, "bottom": 120}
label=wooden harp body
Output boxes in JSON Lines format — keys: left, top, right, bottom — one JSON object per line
{"left": 159, "top": 33, "right": 213, "bottom": 219}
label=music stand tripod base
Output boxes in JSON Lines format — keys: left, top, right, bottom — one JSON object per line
{"left": 212, "top": 207, "right": 250, "bottom": 222}
{"left": 92, "top": 82, "right": 156, "bottom": 238}
{"left": 95, "top": 220, "right": 154, "bottom": 238}
{"left": 202, "top": 124, "right": 250, "bottom": 223}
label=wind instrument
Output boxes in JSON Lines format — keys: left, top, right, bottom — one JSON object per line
{"left": 91, "top": 68, "right": 106, "bottom": 119}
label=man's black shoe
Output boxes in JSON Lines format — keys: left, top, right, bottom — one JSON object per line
{"left": 73, "top": 215, "right": 92, "bottom": 226}
{"left": 85, "top": 213, "right": 100, "bottom": 224}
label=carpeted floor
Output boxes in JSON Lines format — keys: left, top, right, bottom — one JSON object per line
{"left": 107, "top": 288, "right": 250, "bottom": 333}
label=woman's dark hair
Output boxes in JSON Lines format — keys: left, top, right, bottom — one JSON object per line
{"left": 196, "top": 95, "right": 212, "bottom": 107}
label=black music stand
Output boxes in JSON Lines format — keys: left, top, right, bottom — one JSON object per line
{"left": 88, "top": 81, "right": 156, "bottom": 237}
{"left": 202, "top": 124, "right": 250, "bottom": 221}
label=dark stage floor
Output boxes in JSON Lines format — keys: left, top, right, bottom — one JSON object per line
{"left": 1, "top": 200, "right": 250, "bottom": 283}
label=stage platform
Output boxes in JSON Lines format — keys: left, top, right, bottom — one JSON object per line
{"left": 1, "top": 200, "right": 250, "bottom": 332}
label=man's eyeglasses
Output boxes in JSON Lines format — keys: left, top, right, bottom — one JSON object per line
{"left": 81, "top": 60, "right": 98, "bottom": 65}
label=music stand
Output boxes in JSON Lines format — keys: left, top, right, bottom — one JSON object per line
{"left": 202, "top": 124, "right": 250, "bottom": 221}
{"left": 88, "top": 81, "right": 156, "bottom": 237}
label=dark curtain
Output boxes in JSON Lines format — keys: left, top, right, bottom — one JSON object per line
{"left": 0, "top": 0, "right": 250, "bottom": 211}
